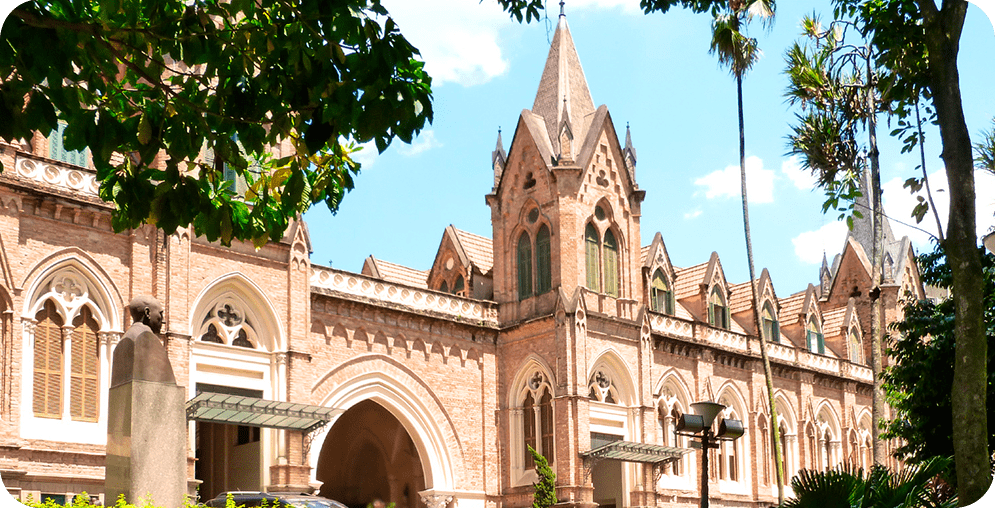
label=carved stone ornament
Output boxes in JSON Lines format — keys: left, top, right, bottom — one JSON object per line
{"left": 215, "top": 302, "right": 243, "bottom": 327}
{"left": 53, "top": 273, "right": 87, "bottom": 303}
{"left": 528, "top": 371, "right": 544, "bottom": 390}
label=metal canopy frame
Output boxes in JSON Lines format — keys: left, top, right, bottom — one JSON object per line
{"left": 581, "top": 441, "right": 691, "bottom": 484}
{"left": 185, "top": 392, "right": 341, "bottom": 434}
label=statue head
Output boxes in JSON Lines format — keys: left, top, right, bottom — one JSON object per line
{"left": 129, "top": 295, "right": 164, "bottom": 334}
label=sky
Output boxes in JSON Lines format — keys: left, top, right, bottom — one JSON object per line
{"left": 299, "top": 0, "right": 995, "bottom": 295}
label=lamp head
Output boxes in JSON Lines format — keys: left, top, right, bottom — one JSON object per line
{"left": 676, "top": 413, "right": 705, "bottom": 434}
{"left": 690, "top": 401, "right": 726, "bottom": 427}
{"left": 984, "top": 231, "right": 995, "bottom": 255}
{"left": 716, "top": 418, "right": 745, "bottom": 440}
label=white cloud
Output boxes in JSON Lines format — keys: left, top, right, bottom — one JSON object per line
{"left": 381, "top": 0, "right": 511, "bottom": 87}
{"left": 351, "top": 141, "right": 380, "bottom": 169}
{"left": 694, "top": 155, "right": 775, "bottom": 204}
{"left": 567, "top": 0, "right": 645, "bottom": 15}
{"left": 398, "top": 130, "right": 442, "bottom": 156}
{"left": 684, "top": 209, "right": 703, "bottom": 219}
{"left": 781, "top": 155, "right": 818, "bottom": 190}
{"left": 883, "top": 168, "right": 995, "bottom": 246}
{"left": 791, "top": 221, "right": 849, "bottom": 265}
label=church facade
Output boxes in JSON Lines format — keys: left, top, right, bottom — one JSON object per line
{"left": 0, "top": 11, "right": 921, "bottom": 508}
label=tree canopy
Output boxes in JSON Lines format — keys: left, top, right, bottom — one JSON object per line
{"left": 1, "top": 0, "right": 432, "bottom": 246}
{"left": 883, "top": 244, "right": 995, "bottom": 472}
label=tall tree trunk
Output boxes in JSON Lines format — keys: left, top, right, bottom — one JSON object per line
{"left": 737, "top": 74, "right": 784, "bottom": 503}
{"left": 915, "top": 102, "right": 945, "bottom": 242}
{"left": 921, "top": 1, "right": 990, "bottom": 502}
{"left": 866, "top": 59, "right": 886, "bottom": 466}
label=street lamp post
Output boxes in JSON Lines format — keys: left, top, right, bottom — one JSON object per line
{"left": 674, "top": 401, "right": 746, "bottom": 508}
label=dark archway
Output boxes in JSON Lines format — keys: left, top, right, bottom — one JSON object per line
{"left": 316, "top": 400, "right": 425, "bottom": 508}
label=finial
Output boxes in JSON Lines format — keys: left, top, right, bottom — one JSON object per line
{"left": 560, "top": 0, "right": 565, "bottom": 17}
{"left": 498, "top": 126, "right": 501, "bottom": 135}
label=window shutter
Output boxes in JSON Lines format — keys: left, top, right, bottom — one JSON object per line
{"left": 603, "top": 230, "right": 619, "bottom": 297}
{"left": 539, "top": 390, "right": 554, "bottom": 462}
{"left": 772, "top": 320, "right": 780, "bottom": 343}
{"left": 818, "top": 333, "right": 825, "bottom": 355}
{"left": 536, "top": 226, "right": 551, "bottom": 295}
{"left": 708, "top": 303, "right": 715, "bottom": 325}
{"left": 724, "top": 306, "right": 731, "bottom": 330}
{"left": 517, "top": 232, "right": 533, "bottom": 300}
{"left": 806, "top": 330, "right": 813, "bottom": 351}
{"left": 523, "top": 392, "right": 536, "bottom": 468}
{"left": 34, "top": 301, "right": 64, "bottom": 419}
{"left": 585, "top": 224, "right": 600, "bottom": 292}
{"left": 71, "top": 307, "right": 100, "bottom": 421}
{"left": 667, "top": 291, "right": 675, "bottom": 315}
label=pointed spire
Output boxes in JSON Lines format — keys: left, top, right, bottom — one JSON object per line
{"left": 559, "top": 0, "right": 565, "bottom": 17}
{"left": 492, "top": 127, "right": 507, "bottom": 187}
{"left": 848, "top": 169, "right": 897, "bottom": 260}
{"left": 623, "top": 122, "right": 636, "bottom": 164}
{"left": 532, "top": 8, "right": 595, "bottom": 155}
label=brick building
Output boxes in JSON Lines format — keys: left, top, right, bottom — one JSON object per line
{"left": 0, "top": 10, "right": 921, "bottom": 508}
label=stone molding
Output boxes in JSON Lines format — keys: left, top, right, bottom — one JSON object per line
{"left": 15, "top": 156, "right": 100, "bottom": 197}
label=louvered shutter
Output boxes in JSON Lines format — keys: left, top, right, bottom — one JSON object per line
{"left": 585, "top": 224, "right": 600, "bottom": 292}
{"left": 523, "top": 392, "right": 536, "bottom": 468}
{"left": 603, "top": 230, "right": 619, "bottom": 297}
{"left": 33, "top": 301, "right": 63, "bottom": 419}
{"left": 539, "top": 390, "right": 554, "bottom": 462}
{"left": 536, "top": 226, "right": 551, "bottom": 294}
{"left": 71, "top": 307, "right": 100, "bottom": 421}
{"left": 517, "top": 232, "right": 533, "bottom": 300}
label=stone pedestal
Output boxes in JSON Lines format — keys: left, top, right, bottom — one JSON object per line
{"left": 267, "top": 464, "right": 315, "bottom": 494}
{"left": 105, "top": 380, "right": 187, "bottom": 508}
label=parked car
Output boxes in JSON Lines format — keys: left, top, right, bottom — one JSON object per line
{"left": 204, "top": 491, "right": 348, "bottom": 508}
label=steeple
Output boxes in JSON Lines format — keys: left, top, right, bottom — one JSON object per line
{"left": 492, "top": 127, "right": 507, "bottom": 188}
{"left": 623, "top": 122, "right": 637, "bottom": 180}
{"left": 531, "top": 5, "right": 596, "bottom": 155}
{"left": 849, "top": 169, "right": 896, "bottom": 260}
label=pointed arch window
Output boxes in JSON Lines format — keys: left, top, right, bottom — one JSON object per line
{"left": 806, "top": 317, "right": 825, "bottom": 354}
{"left": 603, "top": 230, "right": 619, "bottom": 297}
{"left": 762, "top": 302, "right": 779, "bottom": 342}
{"left": 539, "top": 390, "right": 554, "bottom": 463}
{"left": 33, "top": 300, "right": 64, "bottom": 419}
{"left": 48, "top": 121, "right": 89, "bottom": 167}
{"left": 650, "top": 269, "right": 674, "bottom": 315}
{"left": 708, "top": 287, "right": 730, "bottom": 330}
{"left": 535, "top": 225, "right": 551, "bottom": 295}
{"left": 517, "top": 232, "right": 533, "bottom": 300}
{"left": 523, "top": 391, "right": 537, "bottom": 468}
{"left": 848, "top": 328, "right": 862, "bottom": 364}
{"left": 453, "top": 275, "right": 465, "bottom": 296}
{"left": 779, "top": 421, "right": 790, "bottom": 485}
{"left": 440, "top": 280, "right": 449, "bottom": 293}
{"left": 585, "top": 223, "right": 600, "bottom": 292}
{"left": 70, "top": 306, "right": 100, "bottom": 421}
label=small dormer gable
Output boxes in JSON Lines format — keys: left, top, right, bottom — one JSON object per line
{"left": 644, "top": 232, "right": 677, "bottom": 316}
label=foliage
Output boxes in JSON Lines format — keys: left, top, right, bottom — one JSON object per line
{"left": 1, "top": 0, "right": 433, "bottom": 246}
{"left": 783, "top": 16, "right": 884, "bottom": 228}
{"left": 975, "top": 118, "right": 995, "bottom": 174}
{"left": 528, "top": 445, "right": 557, "bottom": 508}
{"left": 883, "top": 245, "right": 995, "bottom": 470}
{"left": 21, "top": 492, "right": 205, "bottom": 508}
{"left": 784, "top": 457, "right": 956, "bottom": 508}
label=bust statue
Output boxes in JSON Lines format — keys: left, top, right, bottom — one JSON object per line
{"left": 110, "top": 295, "right": 176, "bottom": 387}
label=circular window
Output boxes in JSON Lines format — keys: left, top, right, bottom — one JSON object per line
{"left": 594, "top": 205, "right": 606, "bottom": 221}
{"left": 445, "top": 257, "right": 454, "bottom": 270}
{"left": 527, "top": 208, "right": 540, "bottom": 224}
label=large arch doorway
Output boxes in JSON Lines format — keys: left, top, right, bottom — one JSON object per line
{"left": 316, "top": 400, "right": 425, "bottom": 508}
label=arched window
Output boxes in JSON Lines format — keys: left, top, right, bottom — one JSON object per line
{"left": 670, "top": 407, "right": 684, "bottom": 475}
{"left": 539, "top": 390, "right": 554, "bottom": 463}
{"left": 759, "top": 416, "right": 770, "bottom": 484}
{"left": 33, "top": 300, "right": 64, "bottom": 419}
{"left": 535, "top": 225, "right": 551, "bottom": 295}
{"left": 848, "top": 328, "right": 862, "bottom": 364}
{"left": 453, "top": 275, "right": 465, "bottom": 296}
{"left": 518, "top": 371, "right": 555, "bottom": 470}
{"left": 585, "top": 223, "right": 600, "bottom": 292}
{"left": 517, "top": 232, "right": 533, "bottom": 300}
{"left": 197, "top": 300, "right": 264, "bottom": 350}
{"left": 708, "top": 287, "right": 729, "bottom": 329}
{"left": 650, "top": 269, "right": 674, "bottom": 315}
{"left": 603, "top": 230, "right": 619, "bottom": 297}
{"left": 70, "top": 306, "right": 100, "bottom": 421}
{"left": 439, "top": 280, "right": 448, "bottom": 293}
{"left": 523, "top": 391, "right": 536, "bottom": 468}
{"left": 779, "top": 421, "right": 790, "bottom": 485}
{"left": 762, "top": 302, "right": 779, "bottom": 342}
{"left": 806, "top": 317, "right": 825, "bottom": 354}
{"left": 718, "top": 408, "right": 740, "bottom": 481}
{"left": 588, "top": 370, "right": 619, "bottom": 404}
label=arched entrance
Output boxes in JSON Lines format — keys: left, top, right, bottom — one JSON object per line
{"left": 316, "top": 400, "right": 425, "bottom": 508}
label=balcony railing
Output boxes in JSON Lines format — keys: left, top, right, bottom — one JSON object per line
{"left": 13, "top": 154, "right": 100, "bottom": 198}
{"left": 310, "top": 265, "right": 498, "bottom": 327}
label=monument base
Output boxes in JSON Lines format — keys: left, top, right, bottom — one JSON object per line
{"left": 106, "top": 380, "right": 187, "bottom": 508}
{"left": 267, "top": 464, "right": 315, "bottom": 494}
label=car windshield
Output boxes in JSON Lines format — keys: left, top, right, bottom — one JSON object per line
{"left": 284, "top": 500, "right": 335, "bottom": 508}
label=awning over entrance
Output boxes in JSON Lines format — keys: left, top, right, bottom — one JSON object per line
{"left": 581, "top": 441, "right": 689, "bottom": 465}
{"left": 185, "top": 392, "right": 342, "bottom": 434}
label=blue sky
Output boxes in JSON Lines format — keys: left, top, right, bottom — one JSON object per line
{"left": 302, "top": 0, "right": 995, "bottom": 295}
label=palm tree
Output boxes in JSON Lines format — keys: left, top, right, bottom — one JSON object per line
{"left": 784, "top": 17, "right": 889, "bottom": 466}
{"left": 709, "top": 0, "right": 782, "bottom": 502}
{"left": 784, "top": 456, "right": 955, "bottom": 508}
